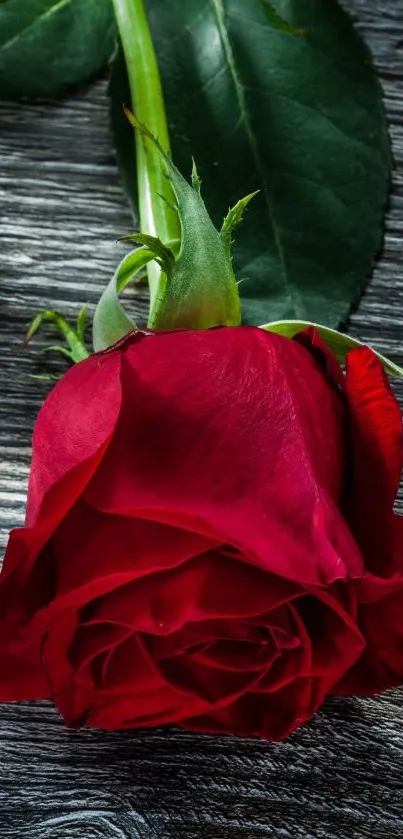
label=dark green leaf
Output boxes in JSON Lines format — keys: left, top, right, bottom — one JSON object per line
{"left": 110, "top": 0, "right": 391, "bottom": 327}
{"left": 0, "top": 0, "right": 115, "bottom": 98}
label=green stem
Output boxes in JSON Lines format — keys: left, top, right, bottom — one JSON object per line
{"left": 111, "top": 0, "right": 180, "bottom": 312}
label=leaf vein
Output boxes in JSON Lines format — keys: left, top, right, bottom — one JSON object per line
{"left": 0, "top": 0, "right": 72, "bottom": 53}
{"left": 209, "top": 0, "right": 292, "bottom": 301}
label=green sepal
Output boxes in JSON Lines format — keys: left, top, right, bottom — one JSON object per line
{"left": 92, "top": 246, "right": 155, "bottom": 352}
{"left": 261, "top": 319, "right": 403, "bottom": 378}
{"left": 27, "top": 373, "right": 63, "bottom": 382}
{"left": 120, "top": 233, "right": 175, "bottom": 275}
{"left": 76, "top": 304, "right": 88, "bottom": 343}
{"left": 221, "top": 192, "right": 260, "bottom": 253}
{"left": 24, "top": 310, "right": 89, "bottom": 364}
{"left": 191, "top": 160, "right": 202, "bottom": 194}
{"left": 42, "top": 345, "right": 77, "bottom": 360}
{"left": 124, "top": 109, "right": 254, "bottom": 331}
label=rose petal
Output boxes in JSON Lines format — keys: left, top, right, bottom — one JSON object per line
{"left": 27, "top": 349, "right": 123, "bottom": 527}
{"left": 336, "top": 583, "right": 403, "bottom": 694}
{"left": 69, "top": 622, "right": 131, "bottom": 687}
{"left": 345, "top": 347, "right": 403, "bottom": 576}
{"left": 293, "top": 327, "right": 345, "bottom": 390}
{"left": 296, "top": 587, "right": 364, "bottom": 680}
{"left": 147, "top": 618, "right": 274, "bottom": 664}
{"left": 152, "top": 648, "right": 270, "bottom": 707}
{"left": 52, "top": 501, "right": 220, "bottom": 599}
{"left": 335, "top": 517, "right": 403, "bottom": 694}
{"left": 183, "top": 677, "right": 317, "bottom": 740}
{"left": 85, "top": 633, "right": 206, "bottom": 728}
{"left": 85, "top": 328, "right": 363, "bottom": 585}
{"left": 0, "top": 632, "right": 48, "bottom": 700}
{"left": 0, "top": 351, "right": 123, "bottom": 634}
{"left": 41, "top": 611, "right": 79, "bottom": 724}
{"left": 185, "top": 635, "right": 278, "bottom": 673}
{"left": 81, "top": 553, "right": 299, "bottom": 633}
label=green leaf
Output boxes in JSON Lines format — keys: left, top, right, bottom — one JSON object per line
{"left": 261, "top": 319, "right": 403, "bottom": 378}
{"left": 110, "top": 0, "right": 391, "bottom": 327}
{"left": 0, "top": 0, "right": 115, "bottom": 98}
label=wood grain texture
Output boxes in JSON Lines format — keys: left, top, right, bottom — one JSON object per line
{"left": 1, "top": 1, "right": 403, "bottom": 836}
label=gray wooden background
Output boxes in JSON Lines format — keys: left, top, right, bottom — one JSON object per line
{"left": 1, "top": 1, "right": 403, "bottom": 836}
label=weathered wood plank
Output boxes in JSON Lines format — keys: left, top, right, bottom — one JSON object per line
{"left": 1, "top": 2, "right": 403, "bottom": 836}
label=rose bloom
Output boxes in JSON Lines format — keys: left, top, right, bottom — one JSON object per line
{"left": 0, "top": 326, "right": 402, "bottom": 740}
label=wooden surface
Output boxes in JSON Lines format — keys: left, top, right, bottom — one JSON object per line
{"left": 1, "top": 1, "right": 403, "bottom": 836}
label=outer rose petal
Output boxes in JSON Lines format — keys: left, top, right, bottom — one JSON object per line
{"left": 0, "top": 533, "right": 49, "bottom": 699}
{"left": 0, "top": 349, "right": 123, "bottom": 701}
{"left": 85, "top": 327, "right": 364, "bottom": 586}
{"left": 293, "top": 326, "right": 345, "bottom": 390}
{"left": 0, "top": 636, "right": 48, "bottom": 700}
{"left": 335, "top": 349, "right": 403, "bottom": 693}
{"left": 1, "top": 348, "right": 122, "bottom": 583}
{"left": 26, "top": 347, "right": 123, "bottom": 526}
{"left": 336, "top": 585, "right": 403, "bottom": 694}
{"left": 346, "top": 347, "right": 403, "bottom": 508}
{"left": 344, "top": 346, "right": 403, "bottom": 576}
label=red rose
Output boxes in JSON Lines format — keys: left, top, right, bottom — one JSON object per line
{"left": 0, "top": 326, "right": 402, "bottom": 739}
